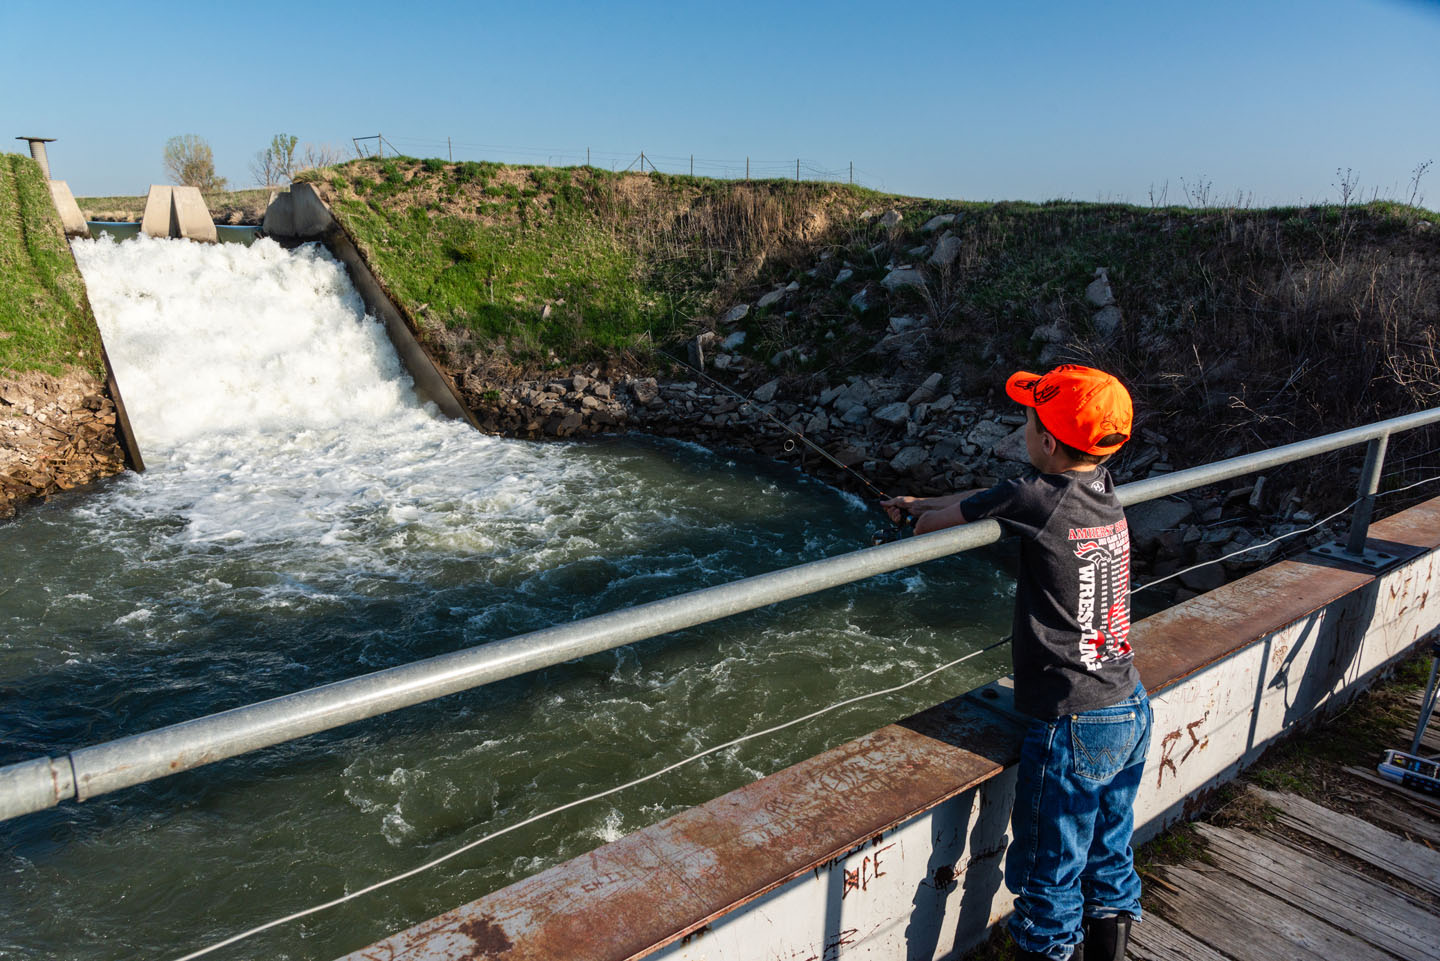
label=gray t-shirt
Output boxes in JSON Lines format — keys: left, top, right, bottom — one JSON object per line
{"left": 961, "top": 467, "right": 1139, "bottom": 719}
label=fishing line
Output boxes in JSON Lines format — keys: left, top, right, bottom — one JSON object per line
{"left": 169, "top": 634, "right": 1010, "bottom": 961}
{"left": 654, "top": 349, "right": 894, "bottom": 503}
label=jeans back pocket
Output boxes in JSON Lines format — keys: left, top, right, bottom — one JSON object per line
{"left": 1071, "top": 712, "right": 1138, "bottom": 781}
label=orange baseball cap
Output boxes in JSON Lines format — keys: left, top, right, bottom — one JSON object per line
{"left": 1005, "top": 365, "right": 1133, "bottom": 454}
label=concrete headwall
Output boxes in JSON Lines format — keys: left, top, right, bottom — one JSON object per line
{"left": 263, "top": 185, "right": 479, "bottom": 430}
{"left": 140, "top": 185, "right": 218, "bottom": 242}
{"left": 341, "top": 496, "right": 1440, "bottom": 961}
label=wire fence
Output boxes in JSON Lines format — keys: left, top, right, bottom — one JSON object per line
{"left": 351, "top": 132, "right": 882, "bottom": 187}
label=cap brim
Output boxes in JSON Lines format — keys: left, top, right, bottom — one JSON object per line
{"left": 1004, "top": 370, "right": 1044, "bottom": 407}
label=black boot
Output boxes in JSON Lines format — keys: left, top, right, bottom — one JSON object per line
{"left": 1081, "top": 914, "right": 1131, "bottom": 961}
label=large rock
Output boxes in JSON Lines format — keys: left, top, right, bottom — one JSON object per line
{"left": 921, "top": 213, "right": 957, "bottom": 232}
{"left": 757, "top": 288, "right": 786, "bottom": 309}
{"left": 720, "top": 331, "right": 747, "bottom": 351}
{"left": 1126, "top": 498, "right": 1195, "bottom": 553}
{"left": 889, "top": 315, "right": 923, "bottom": 334}
{"left": 1092, "top": 305, "right": 1123, "bottom": 339}
{"left": 906, "top": 372, "right": 945, "bottom": 405}
{"left": 723, "top": 304, "right": 750, "bottom": 324}
{"left": 873, "top": 401, "right": 911, "bottom": 426}
{"left": 928, "top": 234, "right": 962, "bottom": 268}
{"left": 833, "top": 268, "right": 854, "bottom": 285}
{"left": 752, "top": 379, "right": 780, "bottom": 403}
{"left": 881, "top": 268, "right": 925, "bottom": 291}
{"left": 879, "top": 209, "right": 902, "bottom": 228}
{"left": 1086, "top": 268, "right": 1115, "bottom": 308}
{"left": 890, "top": 446, "right": 930, "bottom": 473}
{"left": 629, "top": 378, "right": 659, "bottom": 405}
{"left": 992, "top": 425, "right": 1031, "bottom": 463}
{"left": 966, "top": 419, "right": 1013, "bottom": 448}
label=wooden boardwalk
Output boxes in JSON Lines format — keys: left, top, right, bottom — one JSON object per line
{"left": 1134, "top": 695, "right": 1440, "bottom": 961}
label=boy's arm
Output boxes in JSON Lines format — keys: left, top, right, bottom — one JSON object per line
{"left": 881, "top": 489, "right": 989, "bottom": 534}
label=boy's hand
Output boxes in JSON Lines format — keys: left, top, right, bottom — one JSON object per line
{"left": 880, "top": 495, "right": 925, "bottom": 523}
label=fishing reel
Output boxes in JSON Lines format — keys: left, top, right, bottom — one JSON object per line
{"left": 871, "top": 514, "right": 915, "bottom": 546}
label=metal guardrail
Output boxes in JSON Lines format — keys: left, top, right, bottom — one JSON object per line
{"left": 4, "top": 406, "right": 1440, "bottom": 823}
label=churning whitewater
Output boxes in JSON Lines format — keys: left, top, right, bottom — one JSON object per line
{"left": 0, "top": 235, "right": 1011, "bottom": 961}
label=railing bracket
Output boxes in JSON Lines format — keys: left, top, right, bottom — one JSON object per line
{"left": 1309, "top": 539, "right": 1424, "bottom": 573}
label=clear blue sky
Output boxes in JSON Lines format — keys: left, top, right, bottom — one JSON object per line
{"left": 3, "top": 0, "right": 1438, "bottom": 207}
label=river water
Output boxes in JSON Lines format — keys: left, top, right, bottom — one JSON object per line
{"left": 0, "top": 235, "right": 1013, "bottom": 960}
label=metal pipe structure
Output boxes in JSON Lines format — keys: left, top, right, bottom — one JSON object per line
{"left": 4, "top": 405, "right": 1440, "bottom": 823}
{"left": 1347, "top": 434, "right": 1391, "bottom": 556}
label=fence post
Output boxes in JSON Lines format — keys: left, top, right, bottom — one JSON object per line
{"left": 378, "top": 133, "right": 383, "bottom": 160}
{"left": 690, "top": 154, "right": 694, "bottom": 176}
{"left": 1345, "top": 434, "right": 1390, "bottom": 556}
{"left": 746, "top": 157, "right": 749, "bottom": 181}
{"left": 796, "top": 159, "right": 800, "bottom": 182}
{"left": 448, "top": 137, "right": 452, "bottom": 162}
{"left": 850, "top": 162, "right": 853, "bottom": 185}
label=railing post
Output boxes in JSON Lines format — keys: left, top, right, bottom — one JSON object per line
{"left": 1345, "top": 433, "right": 1389, "bottom": 557}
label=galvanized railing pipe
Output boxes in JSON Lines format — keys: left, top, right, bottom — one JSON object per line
{"left": 4, "top": 404, "right": 1440, "bottom": 823}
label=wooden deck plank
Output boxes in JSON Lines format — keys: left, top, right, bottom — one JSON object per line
{"left": 1127, "top": 914, "right": 1234, "bottom": 961}
{"left": 1249, "top": 786, "right": 1440, "bottom": 896}
{"left": 1194, "top": 824, "right": 1439, "bottom": 961}
{"left": 1343, "top": 765, "right": 1440, "bottom": 819}
{"left": 1151, "top": 864, "right": 1397, "bottom": 961}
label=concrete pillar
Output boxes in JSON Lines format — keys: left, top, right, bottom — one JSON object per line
{"left": 140, "top": 185, "right": 175, "bottom": 238}
{"left": 15, "top": 137, "right": 55, "bottom": 179}
{"left": 170, "top": 186, "right": 217, "bottom": 243}
{"left": 47, "top": 180, "right": 90, "bottom": 238}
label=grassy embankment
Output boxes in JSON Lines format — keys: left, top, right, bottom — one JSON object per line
{"left": 0, "top": 153, "right": 104, "bottom": 380}
{"left": 308, "top": 157, "right": 883, "bottom": 365}
{"left": 314, "top": 156, "right": 1440, "bottom": 481}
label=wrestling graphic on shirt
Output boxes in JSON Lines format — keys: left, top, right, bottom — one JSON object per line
{"left": 1068, "top": 519, "right": 1133, "bottom": 670}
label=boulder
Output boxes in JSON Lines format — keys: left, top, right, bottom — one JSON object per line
{"left": 629, "top": 378, "right": 659, "bottom": 405}
{"left": 785, "top": 280, "right": 800, "bottom": 292}
{"left": 873, "top": 401, "right": 911, "bottom": 426}
{"left": 890, "top": 446, "right": 929, "bottom": 473}
{"left": 757, "top": 288, "right": 786, "bottom": 309}
{"left": 1126, "top": 498, "right": 1195, "bottom": 553}
{"left": 889, "top": 315, "right": 923, "bottom": 334}
{"left": 720, "top": 331, "right": 747, "bottom": 351}
{"left": 752, "top": 379, "right": 780, "bottom": 403}
{"left": 879, "top": 209, "right": 902, "bottom": 228}
{"left": 966, "top": 419, "right": 1013, "bottom": 448}
{"left": 1086, "top": 268, "right": 1115, "bottom": 308}
{"left": 833, "top": 268, "right": 854, "bottom": 285}
{"left": 928, "top": 234, "right": 962, "bottom": 268}
{"left": 906, "top": 372, "right": 945, "bottom": 405}
{"left": 723, "top": 304, "right": 750, "bottom": 324}
{"left": 992, "top": 425, "right": 1031, "bottom": 463}
{"left": 881, "top": 268, "right": 924, "bottom": 291}
{"left": 1092, "top": 305, "right": 1122, "bottom": 339}
{"left": 850, "top": 288, "right": 871, "bottom": 310}
{"left": 921, "top": 213, "right": 957, "bottom": 232}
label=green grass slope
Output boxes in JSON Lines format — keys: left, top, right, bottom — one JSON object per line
{"left": 0, "top": 153, "right": 104, "bottom": 380}
{"left": 309, "top": 158, "right": 886, "bottom": 365}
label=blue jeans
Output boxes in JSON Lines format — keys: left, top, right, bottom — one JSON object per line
{"left": 1006, "top": 683, "right": 1152, "bottom": 961}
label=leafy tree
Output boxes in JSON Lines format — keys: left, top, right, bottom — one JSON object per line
{"left": 250, "top": 133, "right": 299, "bottom": 187}
{"left": 163, "top": 134, "right": 227, "bottom": 191}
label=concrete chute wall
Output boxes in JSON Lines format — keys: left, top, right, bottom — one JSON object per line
{"left": 263, "top": 185, "right": 480, "bottom": 430}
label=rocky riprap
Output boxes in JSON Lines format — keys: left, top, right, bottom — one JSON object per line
{"left": 447, "top": 206, "right": 1358, "bottom": 603}
{"left": 0, "top": 370, "right": 127, "bottom": 518}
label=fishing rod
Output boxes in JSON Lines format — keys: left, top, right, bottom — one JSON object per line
{"left": 654, "top": 348, "right": 912, "bottom": 544}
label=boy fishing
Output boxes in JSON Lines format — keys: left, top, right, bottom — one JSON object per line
{"left": 883, "top": 364, "right": 1150, "bottom": 961}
